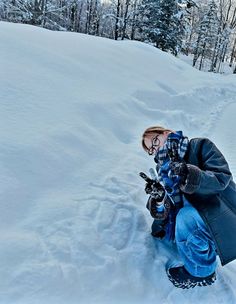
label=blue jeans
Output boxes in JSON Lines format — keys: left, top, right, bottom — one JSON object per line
{"left": 152, "top": 198, "right": 217, "bottom": 277}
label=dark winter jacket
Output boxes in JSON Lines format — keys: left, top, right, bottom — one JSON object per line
{"left": 150, "top": 137, "right": 236, "bottom": 266}
{"left": 181, "top": 137, "right": 236, "bottom": 266}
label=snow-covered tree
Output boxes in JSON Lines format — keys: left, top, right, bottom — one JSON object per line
{"left": 138, "top": 0, "right": 184, "bottom": 55}
{"left": 177, "top": 0, "right": 199, "bottom": 55}
{"left": 0, "top": 0, "right": 68, "bottom": 29}
{"left": 193, "top": 0, "right": 219, "bottom": 70}
{"left": 1, "top": 0, "right": 236, "bottom": 74}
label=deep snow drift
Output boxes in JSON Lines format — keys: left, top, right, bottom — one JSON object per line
{"left": 1, "top": 21, "right": 236, "bottom": 304}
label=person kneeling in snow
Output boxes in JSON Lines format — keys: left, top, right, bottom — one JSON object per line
{"left": 141, "top": 126, "right": 236, "bottom": 289}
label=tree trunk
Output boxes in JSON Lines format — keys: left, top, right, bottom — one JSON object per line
{"left": 210, "top": 25, "right": 221, "bottom": 72}
{"left": 114, "top": 0, "right": 121, "bottom": 40}
{"left": 229, "top": 35, "right": 236, "bottom": 67}
{"left": 40, "top": 0, "right": 47, "bottom": 27}
{"left": 192, "top": 33, "right": 201, "bottom": 67}
{"left": 121, "top": 0, "right": 130, "bottom": 40}
{"left": 199, "top": 42, "right": 206, "bottom": 71}
{"left": 77, "top": 1, "right": 84, "bottom": 32}
{"left": 85, "top": 0, "right": 92, "bottom": 34}
{"left": 130, "top": 0, "right": 138, "bottom": 40}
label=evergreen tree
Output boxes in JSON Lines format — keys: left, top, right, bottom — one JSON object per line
{"left": 193, "top": 0, "right": 219, "bottom": 70}
{"left": 0, "top": 0, "right": 235, "bottom": 74}
{"left": 138, "top": 0, "right": 184, "bottom": 55}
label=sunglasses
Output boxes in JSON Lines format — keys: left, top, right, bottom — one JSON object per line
{"left": 148, "top": 134, "right": 161, "bottom": 155}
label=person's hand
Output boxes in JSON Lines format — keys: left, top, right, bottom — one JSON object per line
{"left": 170, "top": 161, "right": 188, "bottom": 184}
{"left": 146, "top": 195, "right": 171, "bottom": 220}
{"left": 145, "top": 181, "right": 153, "bottom": 195}
{"left": 145, "top": 181, "right": 165, "bottom": 201}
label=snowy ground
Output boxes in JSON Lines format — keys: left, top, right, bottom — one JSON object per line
{"left": 1, "top": 21, "right": 236, "bottom": 304}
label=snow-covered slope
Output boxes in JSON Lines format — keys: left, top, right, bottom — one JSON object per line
{"left": 1, "top": 21, "right": 236, "bottom": 304}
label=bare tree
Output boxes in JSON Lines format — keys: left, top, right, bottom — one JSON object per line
{"left": 114, "top": 0, "right": 121, "bottom": 39}
{"left": 121, "top": 0, "right": 130, "bottom": 39}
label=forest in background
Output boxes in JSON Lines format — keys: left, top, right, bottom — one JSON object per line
{"left": 1, "top": 0, "right": 236, "bottom": 73}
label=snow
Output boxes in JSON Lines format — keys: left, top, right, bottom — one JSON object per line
{"left": 178, "top": 53, "right": 236, "bottom": 74}
{"left": 1, "top": 21, "right": 236, "bottom": 304}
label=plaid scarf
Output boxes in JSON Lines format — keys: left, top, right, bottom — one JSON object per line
{"left": 154, "top": 131, "right": 189, "bottom": 240}
{"left": 154, "top": 131, "right": 189, "bottom": 165}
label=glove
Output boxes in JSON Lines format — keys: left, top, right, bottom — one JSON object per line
{"left": 145, "top": 181, "right": 153, "bottom": 195}
{"left": 169, "top": 161, "right": 188, "bottom": 185}
{"left": 146, "top": 195, "right": 171, "bottom": 220}
{"left": 145, "top": 180, "right": 165, "bottom": 202}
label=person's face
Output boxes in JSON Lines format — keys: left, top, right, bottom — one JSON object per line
{"left": 144, "top": 131, "right": 170, "bottom": 155}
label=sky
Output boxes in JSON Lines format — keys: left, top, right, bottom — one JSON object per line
{"left": 1, "top": 21, "right": 236, "bottom": 304}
